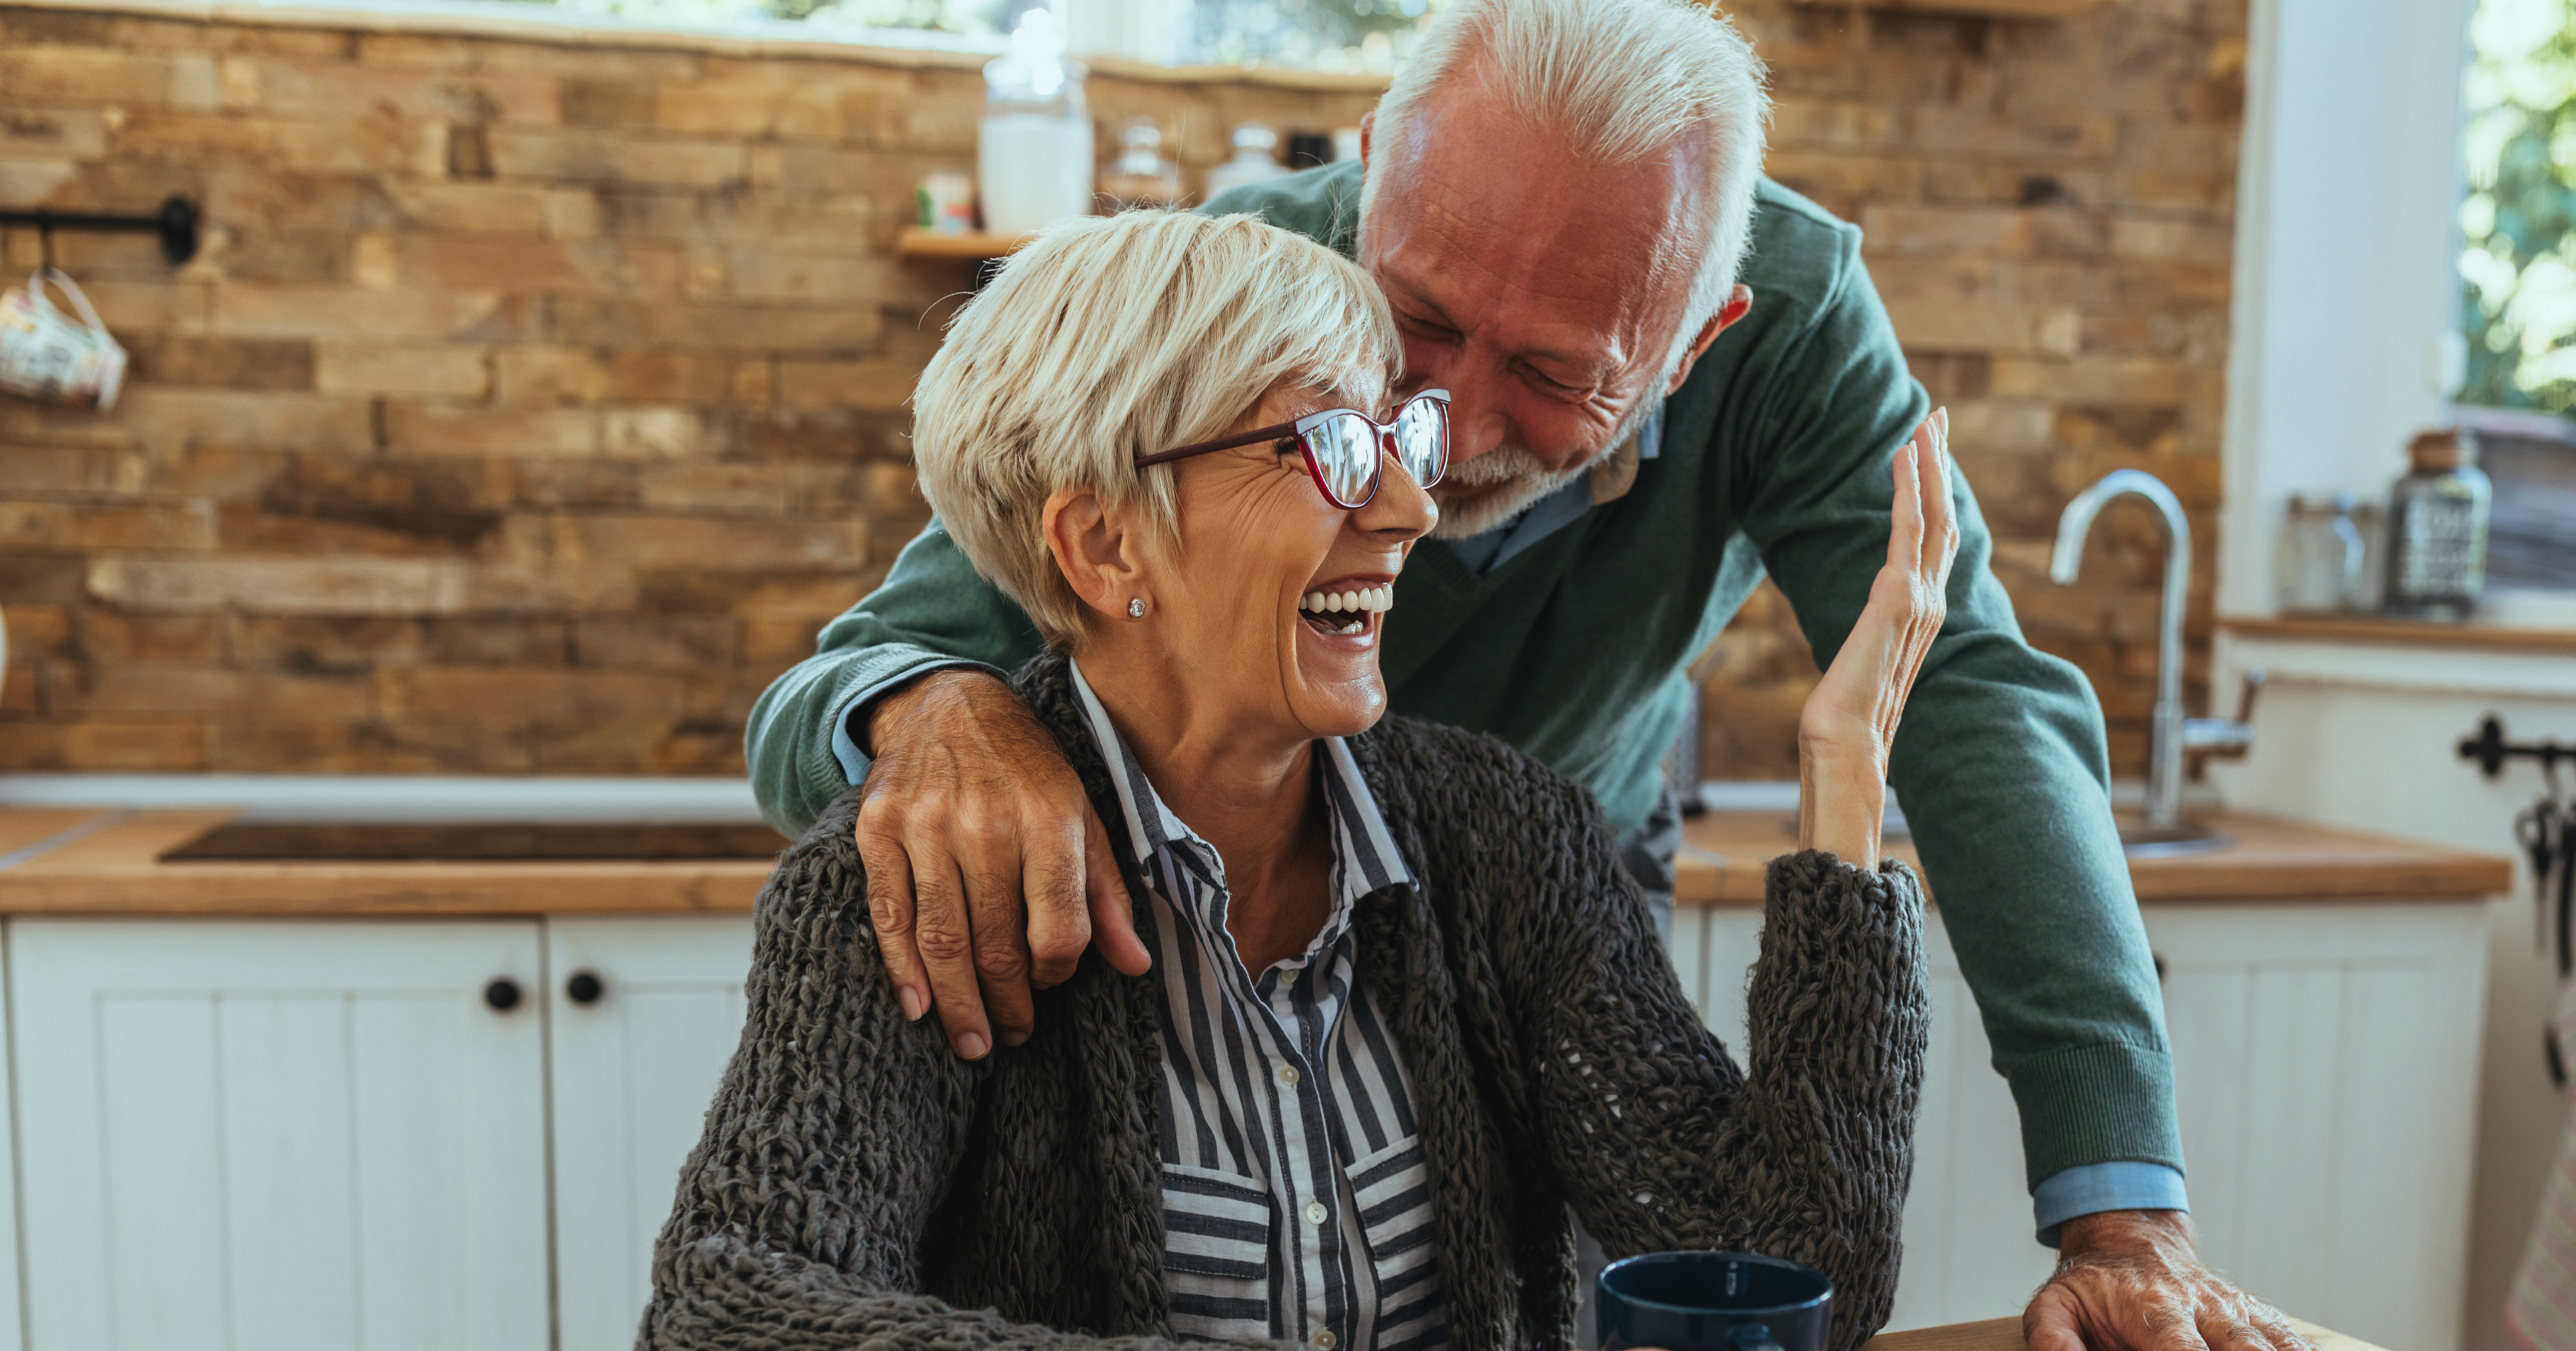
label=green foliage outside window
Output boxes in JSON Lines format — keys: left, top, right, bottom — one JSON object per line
{"left": 2462, "top": 0, "right": 2576, "bottom": 411}
{"left": 1187, "top": 0, "right": 1428, "bottom": 69}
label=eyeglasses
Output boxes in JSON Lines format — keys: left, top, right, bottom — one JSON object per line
{"left": 1135, "top": 389, "right": 1450, "bottom": 510}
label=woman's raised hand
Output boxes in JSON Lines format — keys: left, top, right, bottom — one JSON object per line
{"left": 1797, "top": 409, "right": 1959, "bottom": 868}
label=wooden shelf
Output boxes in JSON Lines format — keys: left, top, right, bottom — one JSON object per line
{"left": 2221, "top": 613, "right": 2576, "bottom": 655}
{"left": 895, "top": 227, "right": 1034, "bottom": 262}
{"left": 1784, "top": 0, "right": 2115, "bottom": 17}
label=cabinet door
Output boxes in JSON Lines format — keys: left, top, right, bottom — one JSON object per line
{"left": 1680, "top": 899, "right": 2489, "bottom": 1347}
{"left": 2149, "top": 902, "right": 2486, "bottom": 1351}
{"left": 0, "top": 930, "right": 24, "bottom": 1351}
{"left": 546, "top": 915, "right": 756, "bottom": 1351}
{"left": 1676, "top": 904, "right": 2051, "bottom": 1333}
{"left": 10, "top": 920, "right": 550, "bottom": 1351}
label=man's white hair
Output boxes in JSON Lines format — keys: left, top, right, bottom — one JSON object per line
{"left": 1362, "top": 0, "right": 1770, "bottom": 368}
{"left": 912, "top": 210, "right": 1398, "bottom": 646}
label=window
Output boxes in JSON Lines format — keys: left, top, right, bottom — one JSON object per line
{"left": 2458, "top": 0, "right": 2576, "bottom": 593}
{"left": 459, "top": 0, "right": 1431, "bottom": 65}
{"left": 1182, "top": 0, "right": 1433, "bottom": 71}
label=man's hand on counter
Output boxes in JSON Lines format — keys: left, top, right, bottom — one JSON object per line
{"left": 2027, "top": 1210, "right": 2313, "bottom": 1351}
{"left": 856, "top": 669, "right": 1149, "bottom": 1059}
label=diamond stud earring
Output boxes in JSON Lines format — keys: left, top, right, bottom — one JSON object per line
{"left": 1127, "top": 598, "right": 1145, "bottom": 618}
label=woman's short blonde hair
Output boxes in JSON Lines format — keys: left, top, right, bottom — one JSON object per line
{"left": 912, "top": 210, "right": 1398, "bottom": 646}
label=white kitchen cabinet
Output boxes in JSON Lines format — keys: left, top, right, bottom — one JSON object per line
{"left": 547, "top": 915, "right": 757, "bottom": 1351}
{"left": 8, "top": 920, "right": 552, "bottom": 1351}
{"left": 0, "top": 929, "right": 22, "bottom": 1351}
{"left": 1673, "top": 898, "right": 2489, "bottom": 1351}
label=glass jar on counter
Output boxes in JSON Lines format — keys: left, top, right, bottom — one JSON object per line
{"left": 2276, "top": 492, "right": 2370, "bottom": 613}
{"left": 1097, "top": 117, "right": 1184, "bottom": 211}
{"left": 1204, "top": 123, "right": 1289, "bottom": 200}
{"left": 2383, "top": 427, "right": 2493, "bottom": 620}
{"left": 978, "top": 8, "right": 1093, "bottom": 238}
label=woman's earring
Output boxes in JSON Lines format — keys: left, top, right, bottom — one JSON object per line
{"left": 1127, "top": 598, "right": 1146, "bottom": 619}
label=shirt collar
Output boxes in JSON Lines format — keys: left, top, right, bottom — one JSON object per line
{"left": 1440, "top": 399, "right": 1665, "bottom": 576}
{"left": 1066, "top": 658, "right": 1414, "bottom": 914}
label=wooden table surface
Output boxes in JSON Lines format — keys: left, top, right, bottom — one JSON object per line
{"left": 1677, "top": 810, "right": 2512, "bottom": 906}
{"left": 0, "top": 804, "right": 2516, "bottom": 918}
{"left": 1865, "top": 1316, "right": 2381, "bottom": 1351}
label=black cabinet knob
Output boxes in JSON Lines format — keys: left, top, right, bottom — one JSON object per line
{"left": 484, "top": 976, "right": 522, "bottom": 1012}
{"left": 567, "top": 970, "right": 605, "bottom": 1006}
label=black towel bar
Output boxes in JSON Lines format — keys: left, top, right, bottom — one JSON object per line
{"left": 2461, "top": 715, "right": 2574, "bottom": 780}
{"left": 0, "top": 195, "right": 199, "bottom": 266}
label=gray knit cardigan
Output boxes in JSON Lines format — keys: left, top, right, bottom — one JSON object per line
{"left": 642, "top": 654, "right": 1930, "bottom": 1351}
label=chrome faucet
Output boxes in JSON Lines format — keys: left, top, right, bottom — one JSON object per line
{"left": 2050, "top": 469, "right": 2262, "bottom": 849}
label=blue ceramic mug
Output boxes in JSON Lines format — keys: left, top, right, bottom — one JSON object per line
{"left": 1595, "top": 1250, "right": 1833, "bottom": 1351}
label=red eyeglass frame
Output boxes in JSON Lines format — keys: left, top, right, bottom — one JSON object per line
{"left": 1133, "top": 389, "right": 1450, "bottom": 509}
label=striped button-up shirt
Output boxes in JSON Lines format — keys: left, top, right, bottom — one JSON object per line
{"left": 1070, "top": 662, "right": 1448, "bottom": 1351}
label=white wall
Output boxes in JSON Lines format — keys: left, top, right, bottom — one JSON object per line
{"left": 2221, "top": 0, "right": 2474, "bottom": 617}
{"left": 2216, "top": 5, "right": 2576, "bottom": 1346}
{"left": 2210, "top": 636, "right": 2574, "bottom": 1351}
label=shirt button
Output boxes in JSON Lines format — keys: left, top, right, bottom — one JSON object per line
{"left": 1315, "top": 1333, "right": 1338, "bottom": 1349}
{"left": 1277, "top": 1065, "right": 1300, "bottom": 1086}
{"left": 1304, "top": 1201, "right": 1329, "bottom": 1225}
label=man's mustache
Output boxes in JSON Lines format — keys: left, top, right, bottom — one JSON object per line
{"left": 1437, "top": 443, "right": 1560, "bottom": 488}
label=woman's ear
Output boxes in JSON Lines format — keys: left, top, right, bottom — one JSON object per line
{"left": 1041, "top": 487, "right": 1144, "bottom": 621}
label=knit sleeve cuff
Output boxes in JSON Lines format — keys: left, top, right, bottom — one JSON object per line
{"left": 2005, "top": 1039, "right": 2185, "bottom": 1190}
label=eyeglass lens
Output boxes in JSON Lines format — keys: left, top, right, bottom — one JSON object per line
{"left": 1302, "top": 397, "right": 1448, "bottom": 508}
{"left": 1391, "top": 395, "right": 1447, "bottom": 489}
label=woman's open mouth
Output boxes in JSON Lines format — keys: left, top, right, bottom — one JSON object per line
{"left": 1297, "top": 583, "right": 1393, "bottom": 638}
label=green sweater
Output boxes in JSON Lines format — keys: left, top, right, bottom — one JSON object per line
{"left": 743, "top": 161, "right": 2179, "bottom": 1190}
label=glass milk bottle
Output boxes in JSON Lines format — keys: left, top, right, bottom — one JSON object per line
{"left": 978, "top": 9, "right": 1093, "bottom": 237}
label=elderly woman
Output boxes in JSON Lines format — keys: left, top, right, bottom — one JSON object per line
{"left": 644, "top": 209, "right": 1950, "bottom": 1351}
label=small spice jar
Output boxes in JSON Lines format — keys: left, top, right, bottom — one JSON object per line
{"left": 1097, "top": 118, "right": 1184, "bottom": 211}
{"left": 2382, "top": 427, "right": 2493, "bottom": 620}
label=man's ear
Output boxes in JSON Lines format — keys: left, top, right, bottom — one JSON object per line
{"left": 1358, "top": 112, "right": 1373, "bottom": 171}
{"left": 1041, "top": 487, "right": 1143, "bottom": 621}
{"left": 1665, "top": 285, "right": 1754, "bottom": 395}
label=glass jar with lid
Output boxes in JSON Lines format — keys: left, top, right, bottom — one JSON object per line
{"left": 1204, "top": 122, "right": 1289, "bottom": 200}
{"left": 1098, "top": 117, "right": 1184, "bottom": 211}
{"left": 2277, "top": 492, "right": 2370, "bottom": 613}
{"left": 2382, "top": 427, "right": 2494, "bottom": 620}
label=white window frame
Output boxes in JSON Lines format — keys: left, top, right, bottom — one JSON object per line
{"left": 2221, "top": 0, "right": 2576, "bottom": 627}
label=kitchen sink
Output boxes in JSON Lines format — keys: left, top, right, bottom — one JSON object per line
{"left": 158, "top": 821, "right": 793, "bottom": 863}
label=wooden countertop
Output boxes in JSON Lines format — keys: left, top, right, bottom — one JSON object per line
{"left": 0, "top": 809, "right": 775, "bottom": 917}
{"left": 1677, "top": 810, "right": 2510, "bottom": 905}
{"left": 0, "top": 806, "right": 2514, "bottom": 918}
{"left": 1867, "top": 1317, "right": 2379, "bottom": 1351}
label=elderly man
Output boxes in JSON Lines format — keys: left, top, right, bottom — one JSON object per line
{"left": 747, "top": 1, "right": 2303, "bottom": 1349}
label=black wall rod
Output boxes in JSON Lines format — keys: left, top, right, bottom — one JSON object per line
{"left": 0, "top": 195, "right": 199, "bottom": 266}
{"left": 2461, "top": 715, "right": 2575, "bottom": 780}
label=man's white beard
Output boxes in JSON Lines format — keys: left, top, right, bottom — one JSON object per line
{"left": 1427, "top": 446, "right": 1585, "bottom": 539}
{"left": 1427, "top": 394, "right": 1662, "bottom": 541}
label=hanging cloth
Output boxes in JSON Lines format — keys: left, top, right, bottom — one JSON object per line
{"left": 2508, "top": 780, "right": 2576, "bottom": 1351}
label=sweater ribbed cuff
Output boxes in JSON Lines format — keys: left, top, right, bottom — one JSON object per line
{"left": 2005, "top": 1040, "right": 2184, "bottom": 1191}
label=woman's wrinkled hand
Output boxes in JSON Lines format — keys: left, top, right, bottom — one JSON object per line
{"left": 1797, "top": 409, "right": 1958, "bottom": 868}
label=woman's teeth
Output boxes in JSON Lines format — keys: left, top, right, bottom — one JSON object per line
{"left": 1301, "top": 585, "right": 1393, "bottom": 614}
{"left": 1298, "top": 584, "right": 1392, "bottom": 636}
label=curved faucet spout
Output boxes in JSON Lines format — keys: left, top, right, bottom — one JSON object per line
{"left": 2050, "top": 469, "right": 2189, "bottom": 589}
{"left": 2050, "top": 468, "right": 2194, "bottom": 828}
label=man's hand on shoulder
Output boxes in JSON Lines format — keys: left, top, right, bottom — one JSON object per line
{"left": 2028, "top": 1210, "right": 2313, "bottom": 1351}
{"left": 853, "top": 669, "right": 1149, "bottom": 1060}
